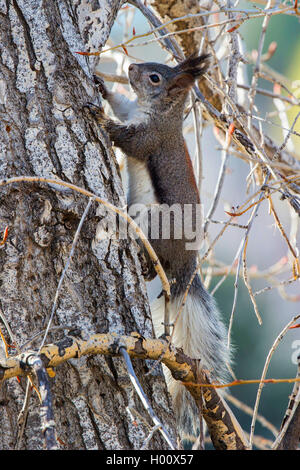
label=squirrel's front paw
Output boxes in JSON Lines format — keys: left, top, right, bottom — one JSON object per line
{"left": 93, "top": 75, "right": 108, "bottom": 100}
{"left": 83, "top": 102, "right": 106, "bottom": 123}
{"left": 138, "top": 249, "right": 157, "bottom": 281}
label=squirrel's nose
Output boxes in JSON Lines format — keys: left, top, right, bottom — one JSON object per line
{"left": 128, "top": 63, "right": 140, "bottom": 82}
{"left": 129, "top": 64, "right": 137, "bottom": 72}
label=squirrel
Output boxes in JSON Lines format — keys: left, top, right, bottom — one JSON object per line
{"left": 91, "top": 54, "right": 231, "bottom": 448}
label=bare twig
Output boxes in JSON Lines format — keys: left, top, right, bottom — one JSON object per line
{"left": 119, "top": 346, "right": 176, "bottom": 450}
{"left": 254, "top": 276, "right": 300, "bottom": 297}
{"left": 0, "top": 308, "right": 20, "bottom": 354}
{"left": 16, "top": 380, "right": 33, "bottom": 450}
{"left": 249, "top": 314, "right": 300, "bottom": 448}
{"left": 242, "top": 236, "right": 262, "bottom": 325}
{"left": 227, "top": 178, "right": 268, "bottom": 347}
{"left": 268, "top": 194, "right": 299, "bottom": 272}
{"left": 82, "top": 5, "right": 293, "bottom": 56}
{"left": 272, "top": 110, "right": 300, "bottom": 161}
{"left": 236, "top": 82, "right": 300, "bottom": 106}
{"left": 247, "top": 0, "right": 274, "bottom": 127}
{"left": 223, "top": 391, "right": 278, "bottom": 437}
{"left": 204, "top": 141, "right": 229, "bottom": 235}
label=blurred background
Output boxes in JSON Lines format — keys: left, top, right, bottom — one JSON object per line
{"left": 97, "top": 1, "right": 300, "bottom": 448}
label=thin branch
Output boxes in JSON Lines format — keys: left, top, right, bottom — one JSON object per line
{"left": 201, "top": 215, "right": 236, "bottom": 263}
{"left": 0, "top": 309, "right": 20, "bottom": 354}
{"left": 254, "top": 276, "right": 300, "bottom": 297}
{"left": 242, "top": 236, "right": 262, "bottom": 325}
{"left": 227, "top": 179, "right": 267, "bottom": 347}
{"left": 128, "top": 0, "right": 183, "bottom": 58}
{"left": 223, "top": 391, "right": 278, "bottom": 437}
{"left": 206, "top": 218, "right": 248, "bottom": 229}
{"left": 249, "top": 314, "right": 300, "bottom": 448}
{"left": 247, "top": 0, "right": 274, "bottom": 128}
{"left": 236, "top": 82, "right": 300, "bottom": 106}
{"left": 119, "top": 346, "right": 176, "bottom": 450}
{"left": 16, "top": 380, "right": 33, "bottom": 450}
{"left": 193, "top": 377, "right": 300, "bottom": 389}
{"left": 79, "top": 5, "right": 293, "bottom": 56}
{"left": 141, "top": 424, "right": 165, "bottom": 450}
{"left": 272, "top": 110, "right": 300, "bottom": 161}
{"left": 93, "top": 70, "right": 129, "bottom": 84}
{"left": 210, "top": 253, "right": 238, "bottom": 296}
{"left": 204, "top": 140, "right": 230, "bottom": 235}
{"left": 268, "top": 194, "right": 299, "bottom": 270}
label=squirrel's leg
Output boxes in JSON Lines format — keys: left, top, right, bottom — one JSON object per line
{"left": 85, "top": 103, "right": 147, "bottom": 158}
{"left": 93, "top": 75, "right": 138, "bottom": 123}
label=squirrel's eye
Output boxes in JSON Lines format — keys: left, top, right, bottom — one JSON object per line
{"left": 149, "top": 74, "right": 160, "bottom": 84}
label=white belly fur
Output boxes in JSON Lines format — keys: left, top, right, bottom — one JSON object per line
{"left": 126, "top": 156, "right": 157, "bottom": 207}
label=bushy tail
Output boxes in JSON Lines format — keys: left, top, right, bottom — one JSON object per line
{"left": 151, "top": 274, "right": 231, "bottom": 448}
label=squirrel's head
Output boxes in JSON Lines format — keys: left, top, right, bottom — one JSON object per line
{"left": 128, "top": 54, "right": 210, "bottom": 112}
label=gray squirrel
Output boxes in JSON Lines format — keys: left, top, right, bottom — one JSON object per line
{"left": 91, "top": 55, "right": 231, "bottom": 448}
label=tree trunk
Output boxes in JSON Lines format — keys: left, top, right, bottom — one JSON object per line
{"left": 0, "top": 0, "right": 176, "bottom": 450}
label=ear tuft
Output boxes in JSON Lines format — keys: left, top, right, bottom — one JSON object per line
{"left": 173, "top": 53, "right": 211, "bottom": 79}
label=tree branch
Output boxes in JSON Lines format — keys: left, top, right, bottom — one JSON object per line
{"left": 20, "top": 352, "right": 58, "bottom": 450}
{"left": 0, "top": 331, "right": 249, "bottom": 450}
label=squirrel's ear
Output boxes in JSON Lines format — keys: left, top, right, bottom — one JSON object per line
{"left": 167, "top": 73, "right": 194, "bottom": 96}
{"left": 173, "top": 53, "right": 210, "bottom": 77}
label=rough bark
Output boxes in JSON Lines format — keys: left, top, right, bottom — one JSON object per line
{"left": 151, "top": 0, "right": 204, "bottom": 56}
{"left": 0, "top": 0, "right": 176, "bottom": 450}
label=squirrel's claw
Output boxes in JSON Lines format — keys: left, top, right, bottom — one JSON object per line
{"left": 93, "top": 75, "right": 108, "bottom": 99}
{"left": 83, "top": 102, "right": 106, "bottom": 122}
{"left": 83, "top": 102, "right": 103, "bottom": 112}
